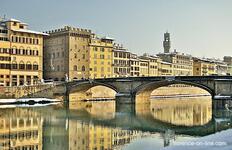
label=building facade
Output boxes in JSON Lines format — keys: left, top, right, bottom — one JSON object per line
{"left": 139, "top": 54, "right": 160, "bottom": 76}
{"left": 112, "top": 44, "right": 131, "bottom": 77}
{"left": 159, "top": 61, "right": 173, "bottom": 76}
{"left": 89, "top": 36, "right": 114, "bottom": 79}
{"left": 44, "top": 26, "right": 92, "bottom": 81}
{"left": 0, "top": 18, "right": 46, "bottom": 86}
{"left": 138, "top": 57, "right": 149, "bottom": 77}
{"left": 158, "top": 52, "right": 193, "bottom": 76}
{"left": 129, "top": 53, "right": 140, "bottom": 77}
{"left": 193, "top": 57, "right": 216, "bottom": 76}
{"left": 223, "top": 56, "right": 232, "bottom": 75}
{"left": 44, "top": 26, "right": 115, "bottom": 80}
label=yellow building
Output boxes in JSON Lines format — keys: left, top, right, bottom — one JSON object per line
{"left": 0, "top": 18, "right": 47, "bottom": 86}
{"left": 112, "top": 44, "right": 131, "bottom": 77}
{"left": 193, "top": 57, "right": 216, "bottom": 76}
{"left": 159, "top": 61, "right": 173, "bottom": 76}
{"left": 89, "top": 36, "right": 114, "bottom": 79}
{"left": 138, "top": 57, "right": 149, "bottom": 77}
{"left": 129, "top": 53, "right": 140, "bottom": 77}
{"left": 158, "top": 51, "right": 193, "bottom": 76}
{"left": 139, "top": 54, "right": 160, "bottom": 76}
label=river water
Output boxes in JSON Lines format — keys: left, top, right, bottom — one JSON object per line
{"left": 0, "top": 95, "right": 231, "bottom": 149}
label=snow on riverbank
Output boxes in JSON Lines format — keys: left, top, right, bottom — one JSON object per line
{"left": 0, "top": 102, "right": 60, "bottom": 108}
{"left": 163, "top": 129, "right": 232, "bottom": 150}
{"left": 0, "top": 98, "right": 60, "bottom": 104}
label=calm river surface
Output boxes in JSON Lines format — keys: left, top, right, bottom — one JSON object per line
{"left": 0, "top": 96, "right": 231, "bottom": 150}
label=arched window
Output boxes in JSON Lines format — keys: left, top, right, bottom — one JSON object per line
{"left": 26, "top": 47, "right": 31, "bottom": 55}
{"left": 19, "top": 46, "right": 24, "bottom": 55}
{"left": 34, "top": 47, "right": 38, "bottom": 56}
{"left": 82, "top": 66, "right": 85, "bottom": 71}
{"left": 33, "top": 62, "right": 38, "bottom": 70}
{"left": 12, "top": 46, "right": 17, "bottom": 54}
{"left": 26, "top": 61, "right": 32, "bottom": 70}
{"left": 11, "top": 61, "right": 18, "bottom": 69}
{"left": 73, "top": 65, "right": 77, "bottom": 71}
{"left": 19, "top": 61, "right": 25, "bottom": 70}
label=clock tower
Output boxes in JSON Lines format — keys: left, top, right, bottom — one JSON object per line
{"left": 163, "top": 32, "right": 171, "bottom": 53}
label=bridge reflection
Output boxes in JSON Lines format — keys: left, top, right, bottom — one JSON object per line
{"left": 68, "top": 94, "right": 215, "bottom": 133}
{"left": 0, "top": 101, "right": 231, "bottom": 150}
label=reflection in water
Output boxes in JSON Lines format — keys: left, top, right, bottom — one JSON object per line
{"left": 1, "top": 84, "right": 232, "bottom": 149}
{"left": 136, "top": 95, "right": 212, "bottom": 126}
{"left": 69, "top": 120, "right": 141, "bottom": 150}
{"left": 0, "top": 108, "right": 43, "bottom": 150}
{"left": 150, "top": 97, "right": 212, "bottom": 126}
{"left": 69, "top": 99, "right": 115, "bottom": 119}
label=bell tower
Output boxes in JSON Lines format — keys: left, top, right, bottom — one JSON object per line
{"left": 163, "top": 32, "right": 171, "bottom": 53}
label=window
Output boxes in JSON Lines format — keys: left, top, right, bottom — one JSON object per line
{"left": 11, "top": 61, "right": 18, "bottom": 69}
{"left": 100, "top": 55, "right": 104, "bottom": 59}
{"left": 82, "top": 66, "right": 85, "bottom": 71}
{"left": 74, "top": 65, "right": 77, "bottom": 71}
{"left": 33, "top": 62, "right": 38, "bottom": 70}
{"left": 26, "top": 62, "right": 32, "bottom": 70}
{"left": 19, "top": 61, "right": 25, "bottom": 69}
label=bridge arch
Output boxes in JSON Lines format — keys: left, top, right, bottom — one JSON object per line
{"left": 133, "top": 80, "right": 215, "bottom": 98}
{"left": 68, "top": 81, "right": 119, "bottom": 94}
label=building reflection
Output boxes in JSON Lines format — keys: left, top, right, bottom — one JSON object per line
{"left": 150, "top": 97, "right": 212, "bottom": 126}
{"left": 69, "top": 119, "right": 141, "bottom": 150}
{"left": 0, "top": 108, "right": 43, "bottom": 150}
{"left": 136, "top": 96, "right": 212, "bottom": 126}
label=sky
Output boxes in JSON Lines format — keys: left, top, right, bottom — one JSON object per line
{"left": 1, "top": 0, "right": 232, "bottom": 59}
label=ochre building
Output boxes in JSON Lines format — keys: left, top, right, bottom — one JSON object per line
{"left": 0, "top": 18, "right": 47, "bottom": 86}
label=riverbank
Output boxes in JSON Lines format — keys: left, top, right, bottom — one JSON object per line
{"left": 0, "top": 98, "right": 60, "bottom": 105}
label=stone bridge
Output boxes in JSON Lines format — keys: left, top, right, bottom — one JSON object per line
{"left": 66, "top": 76, "right": 232, "bottom": 96}
{"left": 29, "top": 76, "right": 232, "bottom": 112}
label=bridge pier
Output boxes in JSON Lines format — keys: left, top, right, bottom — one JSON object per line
{"left": 115, "top": 93, "right": 135, "bottom": 114}
{"left": 213, "top": 99, "right": 232, "bottom": 110}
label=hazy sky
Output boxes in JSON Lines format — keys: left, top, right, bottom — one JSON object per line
{"left": 1, "top": 0, "right": 232, "bottom": 58}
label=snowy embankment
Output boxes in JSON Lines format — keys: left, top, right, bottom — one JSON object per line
{"left": 0, "top": 98, "right": 60, "bottom": 104}
{"left": 163, "top": 129, "right": 232, "bottom": 150}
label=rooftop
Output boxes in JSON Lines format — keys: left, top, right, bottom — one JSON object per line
{"left": 12, "top": 28, "right": 49, "bottom": 36}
